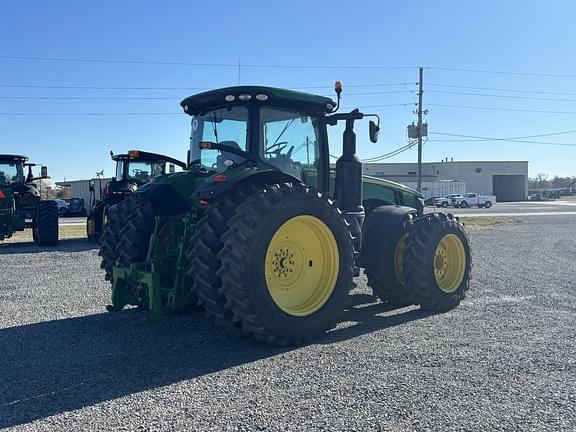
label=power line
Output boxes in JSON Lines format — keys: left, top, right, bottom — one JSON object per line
{"left": 427, "top": 103, "right": 576, "bottom": 115}
{"left": 430, "top": 130, "right": 576, "bottom": 141}
{"left": 428, "top": 131, "right": 576, "bottom": 147}
{"left": 361, "top": 141, "right": 419, "bottom": 162}
{"left": 427, "top": 89, "right": 576, "bottom": 102}
{"left": 0, "top": 103, "right": 413, "bottom": 116}
{"left": 428, "top": 66, "right": 576, "bottom": 79}
{"left": 0, "top": 96, "right": 182, "bottom": 100}
{"left": 0, "top": 82, "right": 416, "bottom": 91}
{"left": 427, "top": 82, "right": 576, "bottom": 97}
{"left": 0, "top": 112, "right": 182, "bottom": 116}
{"left": 0, "top": 91, "right": 414, "bottom": 101}
{"left": 0, "top": 83, "right": 209, "bottom": 91}
{"left": 0, "top": 54, "right": 416, "bottom": 70}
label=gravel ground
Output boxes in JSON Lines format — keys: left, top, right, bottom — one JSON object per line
{"left": 0, "top": 216, "right": 575, "bottom": 431}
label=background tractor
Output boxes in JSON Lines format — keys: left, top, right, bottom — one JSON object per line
{"left": 0, "top": 155, "right": 59, "bottom": 246}
{"left": 86, "top": 150, "right": 187, "bottom": 241}
{"left": 99, "top": 84, "right": 472, "bottom": 345}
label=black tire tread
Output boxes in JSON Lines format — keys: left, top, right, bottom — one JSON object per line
{"left": 187, "top": 185, "right": 254, "bottom": 327}
{"left": 403, "top": 213, "right": 472, "bottom": 312}
{"left": 35, "top": 201, "right": 59, "bottom": 246}
{"left": 98, "top": 203, "right": 123, "bottom": 281}
{"left": 364, "top": 207, "right": 417, "bottom": 305}
{"left": 217, "top": 183, "right": 354, "bottom": 346}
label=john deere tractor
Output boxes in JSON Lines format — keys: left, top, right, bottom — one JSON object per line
{"left": 99, "top": 84, "right": 471, "bottom": 345}
{"left": 86, "top": 150, "right": 187, "bottom": 241}
{"left": 0, "top": 155, "right": 59, "bottom": 246}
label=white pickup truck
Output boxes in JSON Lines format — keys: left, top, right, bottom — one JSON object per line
{"left": 434, "top": 194, "right": 463, "bottom": 208}
{"left": 454, "top": 192, "right": 496, "bottom": 208}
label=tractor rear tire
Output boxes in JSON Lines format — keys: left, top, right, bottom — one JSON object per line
{"left": 403, "top": 213, "right": 471, "bottom": 312}
{"left": 187, "top": 185, "right": 255, "bottom": 327}
{"left": 361, "top": 205, "right": 417, "bottom": 305}
{"left": 218, "top": 183, "right": 354, "bottom": 345}
{"left": 98, "top": 204, "right": 123, "bottom": 280}
{"left": 34, "top": 201, "right": 59, "bottom": 246}
{"left": 114, "top": 195, "right": 156, "bottom": 268}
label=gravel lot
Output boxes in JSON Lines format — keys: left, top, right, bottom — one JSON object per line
{"left": 1, "top": 216, "right": 575, "bottom": 431}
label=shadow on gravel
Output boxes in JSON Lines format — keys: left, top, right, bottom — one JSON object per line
{"left": 0, "top": 293, "right": 429, "bottom": 428}
{"left": 0, "top": 238, "right": 98, "bottom": 255}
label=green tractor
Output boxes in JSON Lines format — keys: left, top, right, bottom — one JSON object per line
{"left": 86, "top": 150, "right": 187, "bottom": 241}
{"left": 100, "top": 84, "right": 471, "bottom": 345}
{"left": 0, "top": 155, "right": 59, "bottom": 246}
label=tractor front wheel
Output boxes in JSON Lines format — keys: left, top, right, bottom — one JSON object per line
{"left": 403, "top": 213, "right": 471, "bottom": 311}
{"left": 33, "top": 201, "right": 59, "bottom": 246}
{"left": 218, "top": 183, "right": 354, "bottom": 345}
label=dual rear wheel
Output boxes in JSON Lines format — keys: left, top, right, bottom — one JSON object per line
{"left": 362, "top": 207, "right": 471, "bottom": 312}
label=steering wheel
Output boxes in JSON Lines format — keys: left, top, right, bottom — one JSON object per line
{"left": 265, "top": 141, "right": 289, "bottom": 155}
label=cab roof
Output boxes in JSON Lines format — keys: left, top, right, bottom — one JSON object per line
{"left": 111, "top": 150, "right": 187, "bottom": 169}
{"left": 0, "top": 154, "right": 28, "bottom": 162}
{"left": 180, "top": 86, "right": 336, "bottom": 115}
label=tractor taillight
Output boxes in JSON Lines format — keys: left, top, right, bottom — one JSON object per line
{"left": 128, "top": 150, "right": 140, "bottom": 158}
{"left": 199, "top": 199, "right": 209, "bottom": 207}
{"left": 0, "top": 190, "right": 5, "bottom": 200}
{"left": 213, "top": 175, "right": 228, "bottom": 183}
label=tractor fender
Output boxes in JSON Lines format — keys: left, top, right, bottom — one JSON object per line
{"left": 192, "top": 170, "right": 302, "bottom": 201}
{"left": 135, "top": 182, "right": 191, "bottom": 216}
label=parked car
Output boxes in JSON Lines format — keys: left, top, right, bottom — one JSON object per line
{"left": 54, "top": 199, "right": 69, "bottom": 216}
{"left": 435, "top": 194, "right": 462, "bottom": 208}
{"left": 424, "top": 196, "right": 441, "bottom": 206}
{"left": 454, "top": 192, "right": 496, "bottom": 208}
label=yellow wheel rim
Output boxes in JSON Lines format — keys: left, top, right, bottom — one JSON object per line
{"left": 434, "top": 234, "right": 466, "bottom": 293}
{"left": 393, "top": 234, "right": 408, "bottom": 286}
{"left": 265, "top": 215, "right": 339, "bottom": 317}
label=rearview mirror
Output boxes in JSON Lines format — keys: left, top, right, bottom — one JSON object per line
{"left": 369, "top": 121, "right": 380, "bottom": 143}
{"left": 40, "top": 166, "right": 48, "bottom": 178}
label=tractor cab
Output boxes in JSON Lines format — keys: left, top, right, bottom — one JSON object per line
{"left": 0, "top": 155, "right": 26, "bottom": 187}
{"left": 106, "top": 150, "right": 187, "bottom": 202}
{"left": 86, "top": 150, "right": 187, "bottom": 241}
{"left": 185, "top": 85, "right": 373, "bottom": 194}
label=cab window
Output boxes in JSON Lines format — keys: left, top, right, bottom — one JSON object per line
{"left": 260, "top": 107, "right": 320, "bottom": 187}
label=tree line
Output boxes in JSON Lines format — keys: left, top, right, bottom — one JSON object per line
{"left": 529, "top": 174, "right": 576, "bottom": 190}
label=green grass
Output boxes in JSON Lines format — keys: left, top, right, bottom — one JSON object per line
{"left": 459, "top": 217, "right": 521, "bottom": 230}
{"left": 4, "top": 225, "right": 86, "bottom": 242}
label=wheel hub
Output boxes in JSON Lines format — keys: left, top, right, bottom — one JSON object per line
{"left": 270, "top": 246, "right": 299, "bottom": 283}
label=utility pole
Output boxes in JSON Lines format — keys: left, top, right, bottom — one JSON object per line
{"left": 417, "top": 66, "right": 424, "bottom": 193}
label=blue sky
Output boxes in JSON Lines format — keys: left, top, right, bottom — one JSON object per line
{"left": 1, "top": 0, "right": 575, "bottom": 182}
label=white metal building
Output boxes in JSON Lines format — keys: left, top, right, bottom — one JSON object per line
{"left": 56, "top": 178, "right": 113, "bottom": 207}
{"left": 363, "top": 160, "right": 528, "bottom": 201}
